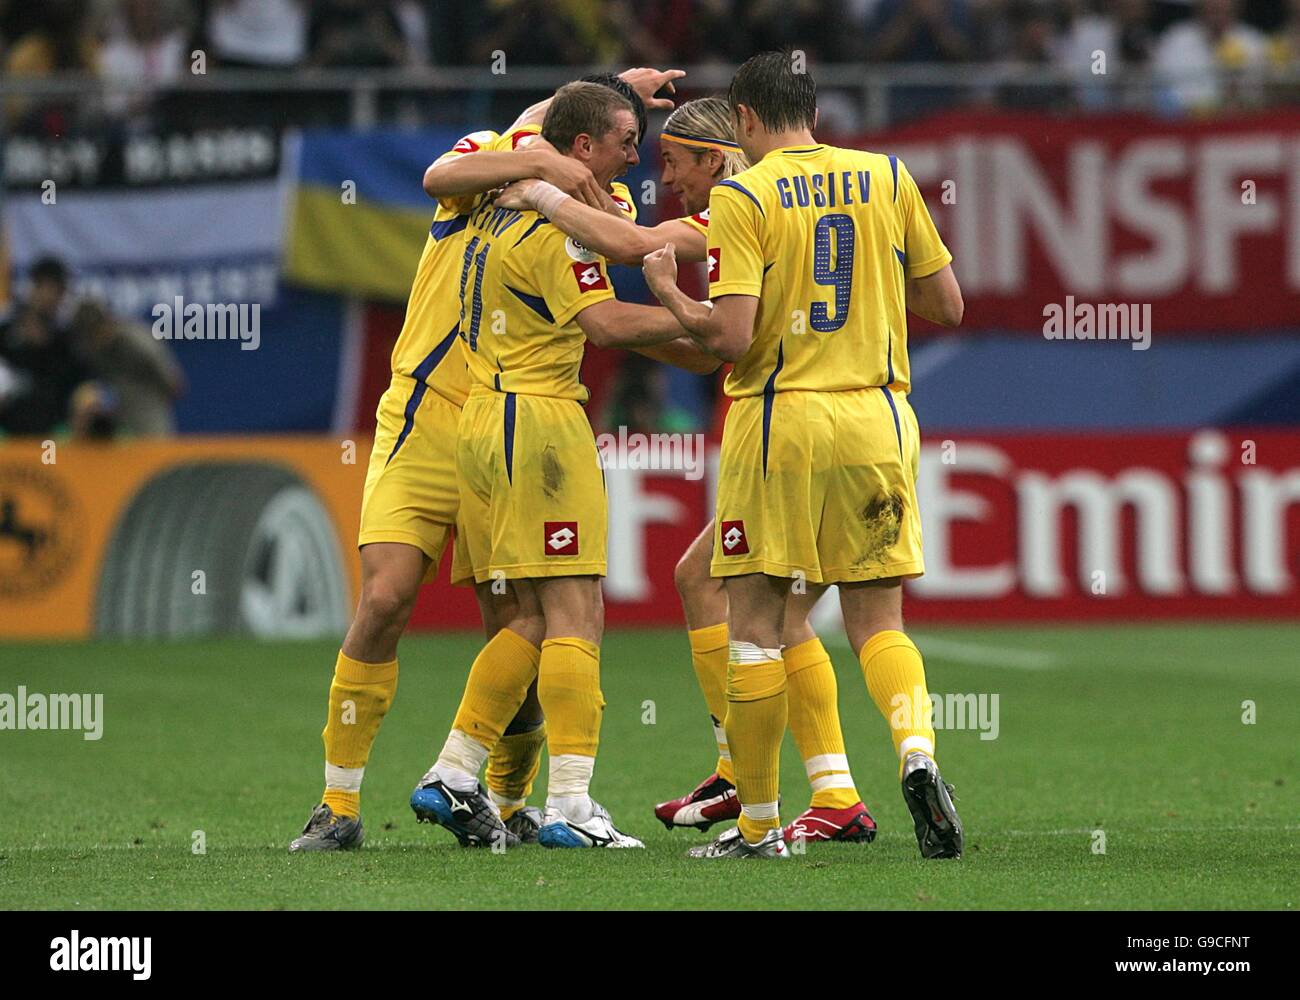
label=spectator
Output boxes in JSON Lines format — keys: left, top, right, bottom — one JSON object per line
{"left": 997, "top": 0, "right": 1070, "bottom": 111}
{"left": 1057, "top": 0, "right": 1156, "bottom": 110}
{"left": 100, "top": 0, "right": 190, "bottom": 120}
{"left": 3, "top": 0, "right": 100, "bottom": 134}
{"left": 206, "top": 0, "right": 307, "bottom": 69}
{"left": 71, "top": 300, "right": 184, "bottom": 437}
{"left": 1153, "top": 0, "right": 1268, "bottom": 114}
{"left": 0, "top": 260, "right": 89, "bottom": 436}
{"left": 866, "top": 0, "right": 976, "bottom": 121}
{"left": 1268, "top": 0, "right": 1300, "bottom": 103}
{"left": 309, "top": 0, "right": 409, "bottom": 69}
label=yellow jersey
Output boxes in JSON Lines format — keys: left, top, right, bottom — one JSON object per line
{"left": 388, "top": 127, "right": 518, "bottom": 407}
{"left": 706, "top": 144, "right": 950, "bottom": 398}
{"left": 458, "top": 200, "right": 617, "bottom": 402}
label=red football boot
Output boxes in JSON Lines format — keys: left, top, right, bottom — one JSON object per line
{"left": 784, "top": 801, "right": 878, "bottom": 844}
{"left": 654, "top": 772, "right": 741, "bottom": 831}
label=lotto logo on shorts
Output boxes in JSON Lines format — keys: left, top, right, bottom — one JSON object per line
{"left": 572, "top": 262, "right": 608, "bottom": 292}
{"left": 707, "top": 248, "right": 720, "bottom": 282}
{"left": 720, "top": 520, "right": 749, "bottom": 555}
{"left": 544, "top": 521, "right": 579, "bottom": 556}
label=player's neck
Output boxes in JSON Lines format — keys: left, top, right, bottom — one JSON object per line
{"left": 747, "top": 128, "right": 818, "bottom": 162}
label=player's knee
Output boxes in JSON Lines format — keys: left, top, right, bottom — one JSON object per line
{"left": 506, "top": 609, "right": 546, "bottom": 649}
{"left": 357, "top": 575, "right": 416, "bottom": 632}
{"left": 673, "top": 550, "right": 700, "bottom": 599}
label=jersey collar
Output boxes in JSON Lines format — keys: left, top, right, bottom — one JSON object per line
{"left": 761, "top": 144, "right": 826, "bottom": 161}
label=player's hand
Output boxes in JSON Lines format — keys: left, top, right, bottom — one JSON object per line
{"left": 531, "top": 148, "right": 606, "bottom": 208}
{"left": 618, "top": 67, "right": 686, "bottom": 110}
{"left": 494, "top": 178, "right": 539, "bottom": 212}
{"left": 643, "top": 242, "right": 678, "bottom": 291}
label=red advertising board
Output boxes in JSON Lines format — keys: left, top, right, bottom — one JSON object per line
{"left": 408, "top": 428, "right": 1300, "bottom": 628}
{"left": 858, "top": 111, "right": 1300, "bottom": 334}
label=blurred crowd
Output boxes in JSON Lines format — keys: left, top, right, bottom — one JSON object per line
{"left": 2, "top": 0, "right": 1297, "bottom": 134}
{"left": 0, "top": 258, "right": 184, "bottom": 439}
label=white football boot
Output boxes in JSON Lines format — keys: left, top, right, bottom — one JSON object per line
{"left": 687, "top": 825, "right": 789, "bottom": 860}
{"left": 537, "top": 798, "right": 645, "bottom": 848}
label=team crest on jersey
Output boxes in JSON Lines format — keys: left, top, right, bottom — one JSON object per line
{"left": 571, "top": 261, "right": 608, "bottom": 292}
{"left": 565, "top": 236, "right": 599, "bottom": 263}
{"left": 544, "top": 521, "right": 579, "bottom": 556}
{"left": 720, "top": 519, "right": 749, "bottom": 555}
{"left": 707, "top": 247, "right": 721, "bottom": 282}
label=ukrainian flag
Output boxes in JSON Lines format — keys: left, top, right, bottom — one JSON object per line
{"left": 285, "top": 128, "right": 466, "bottom": 302}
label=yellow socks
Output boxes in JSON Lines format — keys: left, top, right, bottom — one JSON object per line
{"left": 487, "top": 722, "right": 547, "bottom": 819}
{"left": 321, "top": 651, "right": 398, "bottom": 818}
{"left": 537, "top": 637, "right": 603, "bottom": 805}
{"left": 725, "top": 644, "right": 787, "bottom": 843}
{"left": 859, "top": 629, "right": 936, "bottom": 770}
{"left": 687, "top": 623, "right": 734, "bottom": 783}
{"left": 448, "top": 627, "right": 541, "bottom": 750}
{"left": 784, "top": 637, "right": 861, "bottom": 810}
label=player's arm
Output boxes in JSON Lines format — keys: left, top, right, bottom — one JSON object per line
{"left": 643, "top": 245, "right": 757, "bottom": 363}
{"left": 423, "top": 143, "right": 606, "bottom": 208}
{"left": 906, "top": 264, "right": 964, "bottom": 327}
{"left": 574, "top": 298, "right": 690, "bottom": 350}
{"left": 897, "top": 158, "right": 962, "bottom": 326}
{"left": 633, "top": 338, "right": 723, "bottom": 375}
{"left": 497, "top": 179, "right": 706, "bottom": 265}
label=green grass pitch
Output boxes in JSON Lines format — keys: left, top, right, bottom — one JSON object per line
{"left": 1, "top": 624, "right": 1296, "bottom": 910}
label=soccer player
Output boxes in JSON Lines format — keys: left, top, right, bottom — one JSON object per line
{"left": 499, "top": 97, "right": 878, "bottom": 845}
{"left": 414, "top": 82, "right": 706, "bottom": 849}
{"left": 288, "top": 71, "right": 682, "bottom": 852}
{"left": 644, "top": 52, "right": 966, "bottom": 860}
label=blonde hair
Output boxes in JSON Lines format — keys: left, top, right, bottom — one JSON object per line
{"left": 663, "top": 97, "right": 749, "bottom": 180}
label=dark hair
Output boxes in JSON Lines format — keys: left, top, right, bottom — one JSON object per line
{"left": 580, "top": 72, "right": 647, "bottom": 144}
{"left": 727, "top": 50, "right": 817, "bottom": 133}
{"left": 542, "top": 82, "right": 636, "bottom": 152}
{"left": 31, "top": 256, "right": 69, "bottom": 286}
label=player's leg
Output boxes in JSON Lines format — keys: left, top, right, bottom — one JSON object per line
{"left": 653, "top": 519, "right": 742, "bottom": 831}
{"left": 532, "top": 575, "right": 639, "bottom": 848}
{"left": 289, "top": 541, "right": 428, "bottom": 852}
{"left": 710, "top": 571, "right": 790, "bottom": 852}
{"left": 780, "top": 586, "right": 877, "bottom": 844}
{"left": 411, "top": 577, "right": 543, "bottom": 848}
{"left": 480, "top": 583, "right": 547, "bottom": 841}
{"left": 828, "top": 388, "right": 961, "bottom": 858}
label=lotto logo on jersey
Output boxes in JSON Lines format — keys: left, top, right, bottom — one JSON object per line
{"left": 452, "top": 136, "right": 482, "bottom": 154}
{"left": 612, "top": 195, "right": 633, "bottom": 215}
{"left": 720, "top": 520, "right": 749, "bottom": 555}
{"left": 692, "top": 209, "right": 710, "bottom": 228}
{"left": 544, "top": 521, "right": 579, "bottom": 556}
{"left": 509, "top": 129, "right": 535, "bottom": 149}
{"left": 707, "top": 248, "right": 721, "bottom": 282}
{"left": 572, "top": 261, "right": 608, "bottom": 292}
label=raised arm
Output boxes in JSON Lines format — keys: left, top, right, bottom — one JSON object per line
{"left": 423, "top": 142, "right": 606, "bottom": 209}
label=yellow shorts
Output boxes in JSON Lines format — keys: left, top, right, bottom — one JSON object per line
{"left": 457, "top": 387, "right": 607, "bottom": 583}
{"left": 359, "top": 373, "right": 472, "bottom": 585}
{"left": 711, "top": 387, "right": 924, "bottom": 585}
